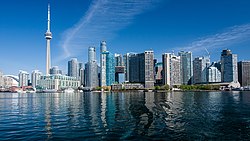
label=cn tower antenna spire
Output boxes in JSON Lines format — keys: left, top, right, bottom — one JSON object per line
{"left": 47, "top": 3, "right": 50, "bottom": 32}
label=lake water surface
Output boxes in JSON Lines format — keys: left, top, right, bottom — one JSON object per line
{"left": 0, "top": 91, "right": 250, "bottom": 140}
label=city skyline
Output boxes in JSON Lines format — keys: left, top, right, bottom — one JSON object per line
{"left": 1, "top": 0, "right": 250, "bottom": 75}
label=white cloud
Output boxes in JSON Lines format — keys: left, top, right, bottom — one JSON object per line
{"left": 56, "top": 0, "right": 161, "bottom": 62}
{"left": 174, "top": 24, "right": 250, "bottom": 54}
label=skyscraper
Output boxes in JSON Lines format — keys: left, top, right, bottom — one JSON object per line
{"left": 155, "top": 62, "right": 163, "bottom": 84}
{"left": 115, "top": 53, "right": 123, "bottom": 66}
{"left": 0, "top": 71, "right": 3, "bottom": 88}
{"left": 129, "top": 51, "right": 154, "bottom": 89}
{"left": 85, "top": 47, "right": 98, "bottom": 88}
{"left": 31, "top": 70, "right": 42, "bottom": 88}
{"left": 19, "top": 70, "right": 29, "bottom": 87}
{"left": 162, "top": 53, "right": 181, "bottom": 86}
{"left": 45, "top": 3, "right": 52, "bottom": 75}
{"left": 123, "top": 53, "right": 135, "bottom": 82}
{"left": 193, "top": 56, "right": 210, "bottom": 84}
{"left": 178, "top": 51, "right": 193, "bottom": 85}
{"left": 105, "top": 52, "right": 115, "bottom": 86}
{"left": 100, "top": 41, "right": 107, "bottom": 87}
{"left": 79, "top": 63, "right": 84, "bottom": 85}
{"left": 221, "top": 49, "right": 238, "bottom": 82}
{"left": 50, "top": 66, "right": 62, "bottom": 75}
{"left": 238, "top": 61, "right": 250, "bottom": 87}
{"left": 89, "top": 46, "right": 96, "bottom": 62}
{"left": 68, "top": 58, "right": 79, "bottom": 79}
{"left": 207, "top": 62, "right": 221, "bottom": 83}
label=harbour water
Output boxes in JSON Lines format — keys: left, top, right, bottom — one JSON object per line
{"left": 0, "top": 91, "right": 250, "bottom": 140}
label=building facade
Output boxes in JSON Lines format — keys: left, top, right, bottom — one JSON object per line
{"left": 50, "top": 66, "right": 62, "bottom": 75}
{"left": 115, "top": 66, "right": 125, "bottom": 84}
{"left": 193, "top": 56, "right": 210, "bottom": 84}
{"left": 238, "top": 61, "right": 250, "bottom": 87}
{"left": 129, "top": 51, "right": 154, "bottom": 89}
{"left": 68, "top": 58, "right": 79, "bottom": 79}
{"left": 105, "top": 52, "right": 115, "bottom": 86}
{"left": 162, "top": 53, "right": 182, "bottom": 86}
{"left": 155, "top": 62, "right": 163, "bottom": 84}
{"left": 178, "top": 51, "right": 193, "bottom": 85}
{"left": 0, "top": 71, "right": 3, "bottom": 88}
{"left": 100, "top": 41, "right": 107, "bottom": 87}
{"left": 31, "top": 70, "right": 42, "bottom": 88}
{"left": 207, "top": 62, "right": 221, "bottom": 83}
{"left": 19, "top": 70, "right": 29, "bottom": 87}
{"left": 221, "top": 49, "right": 238, "bottom": 83}
{"left": 115, "top": 53, "right": 123, "bottom": 66}
{"left": 38, "top": 74, "right": 80, "bottom": 90}
{"left": 85, "top": 47, "right": 99, "bottom": 89}
{"left": 123, "top": 53, "right": 135, "bottom": 82}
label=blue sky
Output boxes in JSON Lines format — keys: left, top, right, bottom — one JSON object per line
{"left": 1, "top": 0, "right": 250, "bottom": 75}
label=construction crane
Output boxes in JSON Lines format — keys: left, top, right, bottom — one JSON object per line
{"left": 204, "top": 47, "right": 210, "bottom": 59}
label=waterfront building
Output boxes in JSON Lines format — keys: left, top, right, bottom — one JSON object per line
{"left": 207, "top": 62, "right": 221, "bottom": 83}
{"left": 31, "top": 70, "right": 42, "bottom": 88}
{"left": 19, "top": 70, "right": 29, "bottom": 87}
{"left": 178, "top": 51, "right": 193, "bottom": 85}
{"left": 68, "top": 58, "right": 79, "bottom": 79}
{"left": 193, "top": 56, "right": 210, "bottom": 84}
{"left": 221, "top": 49, "right": 238, "bottom": 83}
{"left": 85, "top": 47, "right": 98, "bottom": 89}
{"left": 50, "top": 66, "right": 62, "bottom": 75}
{"left": 45, "top": 4, "right": 52, "bottom": 75}
{"left": 100, "top": 41, "right": 107, "bottom": 87}
{"left": 123, "top": 53, "right": 135, "bottom": 82}
{"left": 115, "top": 66, "right": 125, "bottom": 84}
{"left": 0, "top": 71, "right": 3, "bottom": 88}
{"left": 38, "top": 74, "right": 80, "bottom": 90}
{"left": 3, "top": 76, "right": 18, "bottom": 88}
{"left": 79, "top": 63, "right": 84, "bottom": 85}
{"left": 105, "top": 52, "right": 115, "bottom": 86}
{"left": 155, "top": 62, "right": 163, "bottom": 84}
{"left": 238, "top": 61, "right": 250, "bottom": 87}
{"left": 129, "top": 51, "right": 154, "bottom": 89}
{"left": 115, "top": 53, "right": 123, "bottom": 66}
{"left": 162, "top": 53, "right": 182, "bottom": 86}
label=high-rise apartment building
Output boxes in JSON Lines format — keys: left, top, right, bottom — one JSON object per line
{"left": 238, "top": 61, "right": 250, "bottom": 87}
{"left": 207, "top": 62, "right": 221, "bottom": 83}
{"left": 100, "top": 41, "right": 107, "bottom": 87}
{"left": 129, "top": 51, "right": 154, "bottom": 89}
{"left": 31, "top": 70, "right": 42, "bottom": 88}
{"left": 123, "top": 53, "right": 134, "bottom": 82}
{"left": 68, "top": 58, "right": 79, "bottom": 79}
{"left": 105, "top": 52, "right": 115, "bottom": 86}
{"left": 19, "top": 70, "right": 29, "bottom": 87}
{"left": 155, "top": 62, "right": 163, "bottom": 84}
{"left": 162, "top": 53, "right": 181, "bottom": 86}
{"left": 221, "top": 49, "right": 238, "bottom": 83}
{"left": 85, "top": 47, "right": 98, "bottom": 88}
{"left": 50, "top": 66, "right": 62, "bottom": 75}
{"left": 178, "top": 51, "right": 193, "bottom": 85}
{"left": 0, "top": 71, "right": 3, "bottom": 88}
{"left": 193, "top": 56, "right": 210, "bottom": 84}
{"left": 79, "top": 63, "right": 84, "bottom": 85}
{"left": 115, "top": 53, "right": 123, "bottom": 66}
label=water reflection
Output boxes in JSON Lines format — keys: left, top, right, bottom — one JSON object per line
{"left": 0, "top": 91, "right": 249, "bottom": 140}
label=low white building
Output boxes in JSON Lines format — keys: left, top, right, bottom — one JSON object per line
{"left": 38, "top": 74, "right": 80, "bottom": 90}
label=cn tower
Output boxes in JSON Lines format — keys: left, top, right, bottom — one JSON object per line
{"left": 45, "top": 3, "right": 52, "bottom": 75}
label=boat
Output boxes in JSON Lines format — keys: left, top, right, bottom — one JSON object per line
{"left": 43, "top": 89, "right": 58, "bottom": 93}
{"left": 64, "top": 88, "right": 75, "bottom": 93}
{"left": 26, "top": 88, "right": 36, "bottom": 93}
